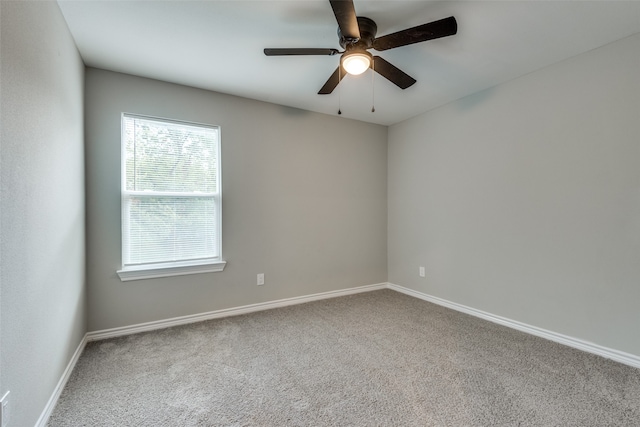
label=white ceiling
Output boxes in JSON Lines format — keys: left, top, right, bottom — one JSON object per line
{"left": 57, "top": 1, "right": 640, "bottom": 126}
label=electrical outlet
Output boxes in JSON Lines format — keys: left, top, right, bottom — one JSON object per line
{"left": 257, "top": 273, "right": 264, "bottom": 286}
{"left": 1, "top": 390, "right": 9, "bottom": 427}
{"left": 419, "top": 266, "right": 425, "bottom": 278}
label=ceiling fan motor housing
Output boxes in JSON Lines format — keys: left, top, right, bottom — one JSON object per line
{"left": 339, "top": 16, "right": 377, "bottom": 50}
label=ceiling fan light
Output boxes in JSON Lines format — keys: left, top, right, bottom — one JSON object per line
{"left": 342, "top": 52, "right": 371, "bottom": 75}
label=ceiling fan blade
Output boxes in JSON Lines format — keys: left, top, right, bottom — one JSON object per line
{"left": 373, "top": 16, "right": 457, "bottom": 51}
{"left": 373, "top": 56, "right": 416, "bottom": 89}
{"left": 264, "top": 48, "right": 340, "bottom": 56}
{"left": 318, "top": 65, "right": 347, "bottom": 95}
{"left": 329, "top": 0, "right": 360, "bottom": 40}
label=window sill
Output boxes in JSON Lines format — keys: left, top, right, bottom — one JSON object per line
{"left": 117, "top": 260, "right": 226, "bottom": 282}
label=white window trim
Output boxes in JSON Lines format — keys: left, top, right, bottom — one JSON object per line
{"left": 118, "top": 113, "right": 224, "bottom": 282}
{"left": 117, "top": 259, "right": 226, "bottom": 282}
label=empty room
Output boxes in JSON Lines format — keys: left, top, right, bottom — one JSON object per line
{"left": 2, "top": 0, "right": 640, "bottom": 426}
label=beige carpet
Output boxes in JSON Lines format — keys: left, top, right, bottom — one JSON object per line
{"left": 48, "top": 290, "right": 640, "bottom": 426}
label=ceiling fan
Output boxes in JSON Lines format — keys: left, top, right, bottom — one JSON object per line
{"left": 264, "top": 0, "right": 457, "bottom": 95}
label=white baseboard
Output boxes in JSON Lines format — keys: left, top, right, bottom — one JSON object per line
{"left": 35, "top": 334, "right": 88, "bottom": 427}
{"left": 387, "top": 283, "right": 640, "bottom": 369}
{"left": 86, "top": 282, "right": 387, "bottom": 342}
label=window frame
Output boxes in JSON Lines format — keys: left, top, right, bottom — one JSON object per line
{"left": 117, "top": 113, "right": 225, "bottom": 282}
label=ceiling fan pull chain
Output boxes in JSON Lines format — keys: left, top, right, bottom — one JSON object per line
{"left": 371, "top": 62, "right": 376, "bottom": 113}
{"left": 338, "top": 65, "right": 342, "bottom": 115}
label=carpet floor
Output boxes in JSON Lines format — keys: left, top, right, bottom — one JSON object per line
{"left": 47, "top": 289, "right": 640, "bottom": 426}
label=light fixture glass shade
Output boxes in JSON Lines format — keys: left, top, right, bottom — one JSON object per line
{"left": 342, "top": 52, "right": 371, "bottom": 75}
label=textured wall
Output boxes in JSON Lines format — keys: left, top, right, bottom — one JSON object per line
{"left": 84, "top": 68, "right": 388, "bottom": 331}
{"left": 0, "top": 1, "right": 86, "bottom": 426}
{"left": 388, "top": 33, "right": 640, "bottom": 356}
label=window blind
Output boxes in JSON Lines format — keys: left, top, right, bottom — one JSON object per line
{"left": 122, "top": 114, "right": 220, "bottom": 267}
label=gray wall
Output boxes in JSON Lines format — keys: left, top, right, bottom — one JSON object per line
{"left": 388, "top": 33, "right": 640, "bottom": 356}
{"left": 84, "top": 68, "right": 388, "bottom": 331}
{"left": 0, "top": 2, "right": 86, "bottom": 426}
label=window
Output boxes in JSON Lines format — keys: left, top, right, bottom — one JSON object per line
{"left": 117, "top": 113, "right": 225, "bottom": 281}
